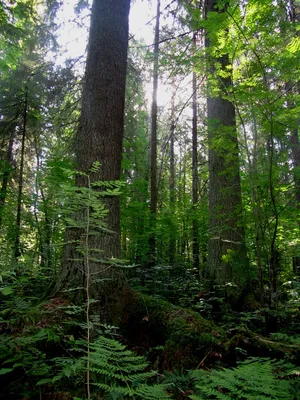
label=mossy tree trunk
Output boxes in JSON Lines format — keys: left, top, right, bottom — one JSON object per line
{"left": 205, "top": 0, "right": 247, "bottom": 285}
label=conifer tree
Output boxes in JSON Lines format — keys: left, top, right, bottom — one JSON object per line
{"left": 58, "top": 0, "right": 131, "bottom": 311}
{"left": 205, "top": 0, "right": 247, "bottom": 285}
{"left": 149, "top": 0, "right": 161, "bottom": 266}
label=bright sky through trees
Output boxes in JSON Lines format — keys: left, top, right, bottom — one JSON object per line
{"left": 54, "top": 0, "right": 173, "bottom": 106}
{"left": 55, "top": 0, "right": 155, "bottom": 64}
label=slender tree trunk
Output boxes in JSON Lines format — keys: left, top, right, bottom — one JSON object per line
{"left": 14, "top": 86, "right": 28, "bottom": 261}
{"left": 149, "top": 0, "right": 160, "bottom": 266}
{"left": 179, "top": 139, "right": 188, "bottom": 263}
{"left": 169, "top": 82, "right": 176, "bottom": 265}
{"left": 268, "top": 116, "right": 280, "bottom": 308}
{"left": 58, "top": 0, "right": 130, "bottom": 310}
{"left": 192, "top": 33, "right": 199, "bottom": 273}
{"left": 0, "top": 131, "right": 14, "bottom": 227}
{"left": 34, "top": 139, "right": 52, "bottom": 271}
{"left": 239, "top": 102, "right": 264, "bottom": 300}
{"left": 251, "top": 112, "right": 265, "bottom": 301}
{"left": 205, "top": 0, "right": 247, "bottom": 285}
{"left": 290, "top": 126, "right": 300, "bottom": 205}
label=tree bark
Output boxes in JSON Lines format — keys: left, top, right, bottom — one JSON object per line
{"left": 149, "top": 0, "right": 160, "bottom": 266}
{"left": 0, "top": 130, "right": 14, "bottom": 227}
{"left": 205, "top": 0, "right": 247, "bottom": 285}
{"left": 286, "top": 0, "right": 300, "bottom": 207}
{"left": 287, "top": 0, "right": 300, "bottom": 275}
{"left": 192, "top": 33, "right": 199, "bottom": 272}
{"left": 58, "top": 0, "right": 130, "bottom": 311}
{"left": 169, "top": 82, "right": 176, "bottom": 265}
{"left": 14, "top": 86, "right": 28, "bottom": 261}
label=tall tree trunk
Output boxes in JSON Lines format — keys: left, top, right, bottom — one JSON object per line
{"left": 149, "top": 0, "right": 160, "bottom": 266}
{"left": 0, "top": 130, "right": 14, "bottom": 227}
{"left": 58, "top": 0, "right": 130, "bottom": 311}
{"left": 268, "top": 116, "right": 280, "bottom": 308}
{"left": 34, "top": 138, "right": 52, "bottom": 271}
{"left": 169, "top": 82, "right": 176, "bottom": 265}
{"left": 241, "top": 102, "right": 264, "bottom": 300}
{"left": 14, "top": 86, "right": 28, "bottom": 261}
{"left": 287, "top": 0, "right": 300, "bottom": 274}
{"left": 290, "top": 124, "right": 300, "bottom": 206}
{"left": 179, "top": 138, "right": 188, "bottom": 263}
{"left": 205, "top": 0, "right": 247, "bottom": 285}
{"left": 290, "top": 119, "right": 300, "bottom": 274}
{"left": 286, "top": 0, "right": 300, "bottom": 207}
{"left": 192, "top": 33, "right": 199, "bottom": 273}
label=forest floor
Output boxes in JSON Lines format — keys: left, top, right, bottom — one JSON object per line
{"left": 0, "top": 277, "right": 300, "bottom": 399}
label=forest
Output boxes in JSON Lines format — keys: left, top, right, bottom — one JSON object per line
{"left": 0, "top": 0, "right": 299, "bottom": 398}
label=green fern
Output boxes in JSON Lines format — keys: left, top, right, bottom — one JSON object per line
{"left": 163, "top": 369, "right": 195, "bottom": 398}
{"left": 86, "top": 336, "right": 171, "bottom": 399}
{"left": 190, "top": 358, "right": 294, "bottom": 400}
{"left": 135, "top": 384, "right": 172, "bottom": 399}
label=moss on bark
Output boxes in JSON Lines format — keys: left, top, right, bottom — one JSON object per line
{"left": 118, "top": 291, "right": 225, "bottom": 369}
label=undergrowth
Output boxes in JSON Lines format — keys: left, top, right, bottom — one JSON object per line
{"left": 189, "top": 357, "right": 300, "bottom": 400}
{"left": 1, "top": 164, "right": 299, "bottom": 399}
{"left": 88, "top": 336, "right": 171, "bottom": 399}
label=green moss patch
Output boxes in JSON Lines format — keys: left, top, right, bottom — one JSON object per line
{"left": 120, "top": 292, "right": 225, "bottom": 368}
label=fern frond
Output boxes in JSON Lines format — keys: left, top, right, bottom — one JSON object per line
{"left": 93, "top": 382, "right": 134, "bottom": 396}
{"left": 135, "top": 383, "right": 171, "bottom": 399}
{"left": 127, "top": 371, "right": 157, "bottom": 383}
{"left": 191, "top": 357, "right": 293, "bottom": 399}
{"left": 88, "top": 336, "right": 169, "bottom": 399}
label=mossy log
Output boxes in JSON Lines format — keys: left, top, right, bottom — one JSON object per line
{"left": 59, "top": 285, "right": 300, "bottom": 369}
{"left": 224, "top": 327, "right": 300, "bottom": 362}
{"left": 107, "top": 289, "right": 300, "bottom": 368}
{"left": 115, "top": 290, "right": 226, "bottom": 369}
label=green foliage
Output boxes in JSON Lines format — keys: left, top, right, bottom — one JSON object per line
{"left": 0, "top": 299, "right": 65, "bottom": 398}
{"left": 270, "top": 332, "right": 300, "bottom": 346}
{"left": 190, "top": 358, "right": 297, "bottom": 400}
{"left": 87, "top": 336, "right": 171, "bottom": 399}
{"left": 283, "top": 279, "right": 300, "bottom": 310}
{"left": 163, "top": 369, "right": 196, "bottom": 399}
{"left": 1, "top": 0, "right": 300, "bottom": 398}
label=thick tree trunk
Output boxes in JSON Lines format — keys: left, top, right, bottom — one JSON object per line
{"left": 287, "top": 0, "right": 300, "bottom": 275}
{"left": 58, "top": 0, "right": 130, "bottom": 312}
{"left": 149, "top": 0, "right": 160, "bottom": 266}
{"left": 287, "top": 0, "right": 300, "bottom": 206}
{"left": 205, "top": 0, "right": 247, "bottom": 285}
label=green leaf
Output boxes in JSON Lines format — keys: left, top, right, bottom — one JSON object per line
{"left": 36, "top": 378, "right": 53, "bottom": 385}
{"left": 0, "top": 368, "right": 14, "bottom": 375}
{"left": 0, "top": 286, "right": 13, "bottom": 295}
{"left": 286, "top": 37, "right": 300, "bottom": 54}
